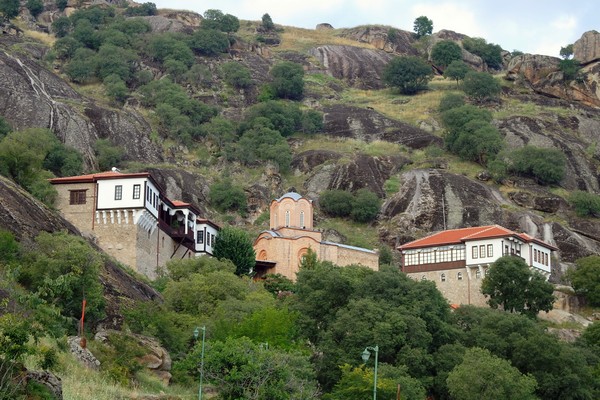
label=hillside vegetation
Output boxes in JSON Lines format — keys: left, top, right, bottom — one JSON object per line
{"left": 1, "top": 1, "right": 600, "bottom": 399}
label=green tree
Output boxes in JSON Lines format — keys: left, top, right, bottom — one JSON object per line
{"left": 55, "top": 0, "right": 67, "bottom": 11}
{"left": 413, "top": 16, "right": 433, "bottom": 38}
{"left": 580, "top": 321, "right": 600, "bottom": 349}
{"left": 220, "top": 61, "right": 253, "bottom": 89}
{"left": 559, "top": 44, "right": 574, "bottom": 59}
{"left": 559, "top": 59, "right": 581, "bottom": 81}
{"left": 319, "top": 189, "right": 354, "bottom": 217}
{"left": 51, "top": 15, "right": 71, "bottom": 37}
{"left": 213, "top": 226, "right": 256, "bottom": 276}
{"left": 42, "top": 141, "right": 83, "bottom": 177}
{"left": 431, "top": 40, "right": 462, "bottom": 68}
{"left": 566, "top": 256, "right": 600, "bottom": 306}
{"left": 383, "top": 56, "right": 432, "bottom": 95}
{"left": 451, "top": 119, "right": 504, "bottom": 164}
{"left": 202, "top": 9, "right": 239, "bottom": 33}
{"left": 569, "top": 191, "right": 600, "bottom": 217}
{"left": 462, "top": 37, "right": 503, "bottom": 69}
{"left": 233, "top": 125, "right": 292, "bottom": 172}
{"left": 242, "top": 100, "right": 304, "bottom": 137}
{"left": 54, "top": 36, "right": 82, "bottom": 59}
{"left": 25, "top": 0, "right": 43, "bottom": 18}
{"left": 209, "top": 178, "right": 247, "bottom": 213}
{"left": 200, "top": 337, "right": 319, "bottom": 399}
{"left": 443, "top": 60, "right": 470, "bottom": 87}
{"left": 96, "top": 44, "right": 138, "bottom": 82}
{"left": 462, "top": 71, "right": 501, "bottom": 101}
{"left": 65, "top": 47, "right": 98, "bottom": 83}
{"left": 481, "top": 256, "right": 555, "bottom": 318}
{"left": 189, "top": 28, "right": 229, "bottom": 56}
{"left": 17, "top": 231, "right": 105, "bottom": 326}
{"left": 103, "top": 74, "right": 129, "bottom": 103}
{"left": 447, "top": 347, "right": 538, "bottom": 400}
{"left": 378, "top": 244, "right": 393, "bottom": 266}
{"left": 350, "top": 188, "right": 381, "bottom": 223}
{"left": 261, "top": 13, "right": 274, "bottom": 30}
{"left": 270, "top": 61, "right": 304, "bottom": 100}
{"left": 0, "top": 0, "right": 19, "bottom": 20}
{"left": 0, "top": 229, "right": 19, "bottom": 265}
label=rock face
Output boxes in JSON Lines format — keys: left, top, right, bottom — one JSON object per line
{"left": 573, "top": 30, "right": 600, "bottom": 64}
{"left": 25, "top": 370, "right": 63, "bottom": 399}
{"left": 68, "top": 336, "right": 101, "bottom": 370}
{"left": 304, "top": 153, "right": 410, "bottom": 198}
{"left": 505, "top": 53, "right": 600, "bottom": 108}
{"left": 316, "top": 23, "right": 334, "bottom": 30}
{"left": 340, "top": 26, "right": 418, "bottom": 55}
{"left": 95, "top": 330, "right": 173, "bottom": 384}
{"left": 496, "top": 113, "right": 600, "bottom": 192}
{"left": 0, "top": 40, "right": 161, "bottom": 169}
{"left": 308, "top": 45, "right": 394, "bottom": 89}
{"left": 323, "top": 104, "right": 443, "bottom": 148}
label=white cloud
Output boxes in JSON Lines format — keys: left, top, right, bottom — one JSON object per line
{"left": 551, "top": 14, "right": 577, "bottom": 31}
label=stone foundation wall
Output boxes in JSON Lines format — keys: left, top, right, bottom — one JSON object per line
{"left": 408, "top": 268, "right": 488, "bottom": 306}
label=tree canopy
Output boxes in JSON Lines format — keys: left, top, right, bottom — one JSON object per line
{"left": 213, "top": 226, "right": 256, "bottom": 276}
{"left": 413, "top": 16, "right": 433, "bottom": 38}
{"left": 431, "top": 40, "right": 462, "bottom": 68}
{"left": 383, "top": 56, "right": 432, "bottom": 95}
{"left": 462, "top": 71, "right": 501, "bottom": 101}
{"left": 567, "top": 255, "right": 600, "bottom": 306}
{"left": 481, "top": 256, "right": 555, "bottom": 318}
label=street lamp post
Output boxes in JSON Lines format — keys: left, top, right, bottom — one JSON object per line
{"left": 362, "top": 345, "right": 379, "bottom": 400}
{"left": 193, "top": 326, "right": 206, "bottom": 400}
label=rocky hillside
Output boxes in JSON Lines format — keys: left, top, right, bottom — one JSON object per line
{"left": 1, "top": 2, "right": 600, "bottom": 279}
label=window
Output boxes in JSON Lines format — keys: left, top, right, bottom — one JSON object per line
{"left": 472, "top": 246, "right": 478, "bottom": 259}
{"left": 197, "top": 231, "right": 204, "bottom": 244}
{"left": 480, "top": 245, "right": 485, "bottom": 258}
{"left": 487, "top": 244, "right": 493, "bottom": 258}
{"left": 457, "top": 272, "right": 463, "bottom": 280}
{"left": 69, "top": 190, "right": 87, "bottom": 205}
{"left": 440, "top": 273, "right": 446, "bottom": 282}
{"left": 534, "top": 249, "right": 538, "bottom": 263}
{"left": 211, "top": 234, "right": 215, "bottom": 245}
{"left": 133, "top": 184, "right": 141, "bottom": 199}
{"left": 207, "top": 234, "right": 211, "bottom": 247}
{"left": 147, "top": 188, "right": 152, "bottom": 202}
{"left": 114, "top": 185, "right": 123, "bottom": 200}
{"left": 300, "top": 211, "right": 305, "bottom": 228}
{"left": 545, "top": 253, "right": 548, "bottom": 266}
{"left": 285, "top": 210, "right": 290, "bottom": 227}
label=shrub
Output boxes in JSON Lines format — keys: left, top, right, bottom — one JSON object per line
{"left": 55, "top": 0, "right": 67, "bottom": 11}
{"left": 209, "top": 178, "right": 247, "bottom": 213}
{"left": 242, "top": 100, "right": 303, "bottom": 137}
{"left": 350, "top": 188, "right": 381, "bottom": 222}
{"left": 569, "top": 191, "right": 600, "bottom": 217}
{"left": 431, "top": 40, "right": 462, "bottom": 68}
{"left": 443, "top": 60, "right": 470, "bottom": 87}
{"left": 43, "top": 142, "right": 84, "bottom": 177}
{"left": 509, "top": 146, "right": 566, "bottom": 185}
{"left": 462, "top": 37, "right": 503, "bottom": 69}
{"left": 189, "top": 28, "right": 229, "bottom": 56}
{"left": 233, "top": 126, "right": 292, "bottom": 172}
{"left": 270, "top": 61, "right": 304, "bottom": 100}
{"left": 64, "top": 47, "right": 98, "bottom": 83}
{"left": 202, "top": 9, "right": 239, "bottom": 33}
{"left": 559, "top": 59, "right": 581, "bottom": 81}
{"left": 221, "top": 62, "right": 253, "bottom": 89}
{"left": 438, "top": 93, "right": 465, "bottom": 112}
{"left": 261, "top": 13, "right": 274, "bottom": 30}
{"left": 51, "top": 16, "right": 71, "bottom": 38}
{"left": 124, "top": 2, "right": 157, "bottom": 17}
{"left": 319, "top": 190, "right": 354, "bottom": 217}
{"left": 462, "top": 71, "right": 501, "bottom": 101}
{"left": 103, "top": 74, "right": 129, "bottom": 103}
{"left": 26, "top": 0, "right": 44, "bottom": 18}
{"left": 213, "top": 226, "right": 256, "bottom": 276}
{"left": 0, "top": 116, "right": 12, "bottom": 140}
{"left": 383, "top": 56, "right": 432, "bottom": 94}
{"left": 54, "top": 36, "right": 82, "bottom": 59}
{"left": 94, "top": 138, "right": 125, "bottom": 171}
{"left": 566, "top": 256, "right": 600, "bottom": 306}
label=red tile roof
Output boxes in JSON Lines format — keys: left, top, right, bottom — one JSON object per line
{"left": 49, "top": 171, "right": 150, "bottom": 184}
{"left": 398, "top": 225, "right": 557, "bottom": 250}
{"left": 171, "top": 200, "right": 191, "bottom": 207}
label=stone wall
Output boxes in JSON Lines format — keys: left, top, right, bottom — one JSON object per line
{"left": 54, "top": 182, "right": 96, "bottom": 232}
{"left": 408, "top": 268, "right": 488, "bottom": 306}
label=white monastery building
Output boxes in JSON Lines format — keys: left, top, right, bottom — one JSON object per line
{"left": 50, "top": 170, "right": 219, "bottom": 279}
{"left": 398, "top": 225, "right": 557, "bottom": 307}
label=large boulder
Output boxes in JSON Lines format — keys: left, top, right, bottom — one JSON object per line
{"left": 25, "top": 370, "right": 63, "bottom": 399}
{"left": 308, "top": 45, "right": 394, "bottom": 89}
{"left": 323, "top": 104, "right": 443, "bottom": 148}
{"left": 340, "top": 26, "right": 418, "bottom": 55}
{"left": 430, "top": 30, "right": 486, "bottom": 71}
{"left": 573, "top": 30, "right": 600, "bottom": 64}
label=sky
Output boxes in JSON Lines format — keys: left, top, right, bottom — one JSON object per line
{"left": 150, "top": 0, "right": 599, "bottom": 57}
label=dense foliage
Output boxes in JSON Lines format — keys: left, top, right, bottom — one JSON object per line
{"left": 319, "top": 189, "right": 381, "bottom": 222}
{"left": 462, "top": 37, "right": 503, "bottom": 69}
{"left": 383, "top": 56, "right": 433, "bottom": 94}
{"left": 213, "top": 226, "right": 256, "bottom": 276}
{"left": 481, "top": 256, "right": 555, "bottom": 317}
{"left": 443, "top": 60, "right": 470, "bottom": 86}
{"left": 567, "top": 256, "right": 600, "bottom": 306}
{"left": 569, "top": 191, "right": 600, "bottom": 217}
{"left": 413, "top": 16, "right": 433, "bottom": 38}
{"left": 431, "top": 40, "right": 462, "bottom": 68}
{"left": 462, "top": 71, "right": 502, "bottom": 101}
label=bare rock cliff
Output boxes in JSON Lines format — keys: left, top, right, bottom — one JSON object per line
{"left": 0, "top": 39, "right": 161, "bottom": 169}
{"left": 573, "top": 30, "right": 600, "bottom": 64}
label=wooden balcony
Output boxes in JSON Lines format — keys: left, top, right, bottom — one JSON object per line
{"left": 158, "top": 219, "right": 194, "bottom": 243}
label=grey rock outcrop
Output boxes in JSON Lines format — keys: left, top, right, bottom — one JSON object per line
{"left": 573, "top": 30, "right": 600, "bottom": 64}
{"left": 316, "top": 23, "right": 334, "bottom": 30}
{"left": 138, "top": 15, "right": 189, "bottom": 33}
{"left": 430, "top": 30, "right": 486, "bottom": 71}
{"left": 340, "top": 26, "right": 418, "bottom": 55}
{"left": 308, "top": 45, "right": 394, "bottom": 89}
{"left": 323, "top": 104, "right": 442, "bottom": 148}
{"left": 0, "top": 40, "right": 161, "bottom": 169}
{"left": 25, "top": 371, "right": 63, "bottom": 399}
{"left": 68, "top": 336, "right": 101, "bottom": 370}
{"left": 95, "top": 330, "right": 172, "bottom": 384}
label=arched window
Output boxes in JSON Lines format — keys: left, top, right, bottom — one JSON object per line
{"left": 258, "top": 250, "right": 267, "bottom": 260}
{"left": 440, "top": 273, "right": 446, "bottom": 282}
{"left": 285, "top": 210, "right": 290, "bottom": 227}
{"left": 300, "top": 211, "right": 305, "bottom": 228}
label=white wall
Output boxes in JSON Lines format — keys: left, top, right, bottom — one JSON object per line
{"left": 465, "top": 238, "right": 504, "bottom": 265}
{"left": 527, "top": 243, "right": 552, "bottom": 274}
{"left": 196, "top": 223, "right": 219, "bottom": 255}
{"left": 97, "top": 177, "right": 147, "bottom": 210}
{"left": 144, "top": 180, "right": 160, "bottom": 218}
